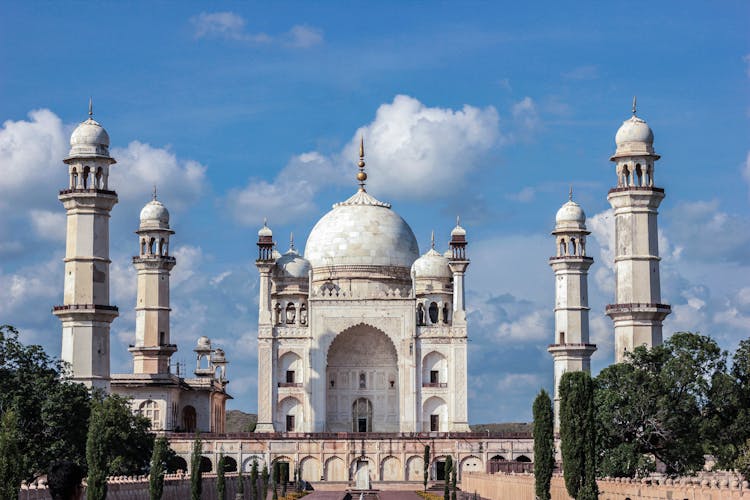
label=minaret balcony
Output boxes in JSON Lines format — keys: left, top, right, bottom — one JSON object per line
{"left": 605, "top": 302, "right": 671, "bottom": 320}
{"left": 547, "top": 343, "right": 597, "bottom": 356}
{"left": 59, "top": 187, "right": 117, "bottom": 196}
{"left": 132, "top": 255, "right": 177, "bottom": 264}
{"left": 52, "top": 303, "right": 119, "bottom": 319}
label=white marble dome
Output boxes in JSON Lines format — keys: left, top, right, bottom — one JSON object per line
{"left": 258, "top": 223, "right": 272, "bottom": 237}
{"left": 556, "top": 200, "right": 585, "bottom": 224}
{"left": 304, "top": 190, "right": 419, "bottom": 269}
{"left": 196, "top": 336, "right": 211, "bottom": 349}
{"left": 613, "top": 114, "right": 656, "bottom": 158}
{"left": 69, "top": 118, "right": 111, "bottom": 158}
{"left": 275, "top": 249, "right": 311, "bottom": 279}
{"left": 412, "top": 248, "right": 451, "bottom": 279}
{"left": 140, "top": 200, "right": 169, "bottom": 223}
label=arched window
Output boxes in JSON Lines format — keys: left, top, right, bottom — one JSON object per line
{"left": 428, "top": 302, "right": 439, "bottom": 324}
{"left": 285, "top": 303, "right": 296, "bottom": 324}
{"left": 149, "top": 237, "right": 155, "bottom": 255}
{"left": 274, "top": 304, "right": 282, "bottom": 325}
{"left": 71, "top": 167, "right": 78, "bottom": 189}
{"left": 82, "top": 166, "right": 90, "bottom": 189}
{"left": 417, "top": 303, "right": 425, "bottom": 325}
{"left": 138, "top": 400, "right": 161, "bottom": 430}
{"left": 140, "top": 239, "right": 146, "bottom": 255}
{"left": 352, "top": 398, "right": 373, "bottom": 433}
{"left": 559, "top": 238, "right": 566, "bottom": 256}
{"left": 182, "top": 405, "right": 197, "bottom": 433}
{"left": 515, "top": 455, "right": 531, "bottom": 463}
{"left": 635, "top": 164, "right": 643, "bottom": 186}
{"left": 95, "top": 167, "right": 103, "bottom": 189}
{"left": 570, "top": 238, "right": 577, "bottom": 256}
{"left": 442, "top": 303, "right": 450, "bottom": 324}
{"left": 299, "top": 303, "right": 307, "bottom": 325}
{"left": 359, "top": 372, "right": 366, "bottom": 389}
{"left": 159, "top": 238, "right": 165, "bottom": 256}
{"left": 580, "top": 238, "right": 586, "bottom": 256}
{"left": 622, "top": 165, "right": 630, "bottom": 186}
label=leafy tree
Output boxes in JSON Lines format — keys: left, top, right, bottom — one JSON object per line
{"left": 596, "top": 333, "right": 726, "bottom": 476}
{"left": 0, "top": 410, "right": 22, "bottom": 500}
{"left": 190, "top": 435, "right": 202, "bottom": 500}
{"left": 86, "top": 399, "right": 108, "bottom": 500}
{"left": 250, "top": 459, "right": 259, "bottom": 500}
{"left": 443, "top": 456, "right": 452, "bottom": 500}
{"left": 0, "top": 325, "right": 90, "bottom": 481}
{"left": 559, "top": 371, "right": 597, "bottom": 500}
{"left": 736, "top": 439, "right": 750, "bottom": 481}
{"left": 532, "top": 389, "right": 554, "bottom": 500}
{"left": 423, "top": 444, "right": 430, "bottom": 491}
{"left": 149, "top": 437, "right": 169, "bottom": 500}
{"left": 218, "top": 454, "right": 226, "bottom": 500}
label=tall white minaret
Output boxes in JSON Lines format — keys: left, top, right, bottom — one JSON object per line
{"left": 255, "top": 219, "right": 276, "bottom": 432}
{"left": 53, "top": 101, "right": 118, "bottom": 390}
{"left": 447, "top": 217, "right": 470, "bottom": 431}
{"left": 129, "top": 193, "right": 177, "bottom": 375}
{"left": 547, "top": 192, "right": 597, "bottom": 431}
{"left": 605, "top": 99, "right": 671, "bottom": 363}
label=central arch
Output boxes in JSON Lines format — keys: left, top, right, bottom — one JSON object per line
{"left": 326, "top": 324, "right": 399, "bottom": 432}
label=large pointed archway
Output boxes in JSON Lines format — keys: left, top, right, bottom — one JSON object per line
{"left": 325, "top": 324, "right": 399, "bottom": 432}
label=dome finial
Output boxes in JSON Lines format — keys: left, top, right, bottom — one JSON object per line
{"left": 88, "top": 97, "right": 93, "bottom": 118}
{"left": 456, "top": 215, "right": 461, "bottom": 227}
{"left": 356, "top": 135, "right": 368, "bottom": 192}
{"left": 632, "top": 96, "right": 637, "bottom": 116}
{"left": 431, "top": 230, "right": 435, "bottom": 249}
{"left": 152, "top": 184, "right": 157, "bottom": 201}
{"left": 569, "top": 184, "right": 573, "bottom": 201}
{"left": 289, "top": 232, "right": 295, "bottom": 251}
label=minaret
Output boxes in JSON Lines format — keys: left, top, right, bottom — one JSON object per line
{"left": 447, "top": 217, "right": 470, "bottom": 431}
{"left": 605, "top": 99, "right": 671, "bottom": 363}
{"left": 255, "top": 219, "right": 276, "bottom": 432}
{"left": 547, "top": 191, "right": 596, "bottom": 431}
{"left": 53, "top": 101, "right": 118, "bottom": 390}
{"left": 129, "top": 192, "right": 177, "bottom": 375}
{"left": 448, "top": 217, "right": 469, "bottom": 324}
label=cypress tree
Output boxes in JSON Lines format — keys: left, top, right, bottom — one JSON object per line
{"left": 86, "top": 399, "right": 108, "bottom": 500}
{"left": 450, "top": 460, "right": 457, "bottom": 500}
{"left": 237, "top": 463, "right": 245, "bottom": 498}
{"left": 218, "top": 454, "right": 226, "bottom": 500}
{"left": 261, "top": 463, "right": 269, "bottom": 500}
{"left": 559, "top": 371, "right": 598, "bottom": 500}
{"left": 0, "top": 410, "right": 22, "bottom": 500}
{"left": 423, "top": 444, "right": 430, "bottom": 491}
{"left": 149, "top": 437, "right": 169, "bottom": 500}
{"left": 250, "top": 459, "right": 259, "bottom": 500}
{"left": 533, "top": 389, "right": 555, "bottom": 500}
{"left": 190, "top": 434, "right": 203, "bottom": 500}
{"left": 443, "top": 456, "right": 452, "bottom": 500}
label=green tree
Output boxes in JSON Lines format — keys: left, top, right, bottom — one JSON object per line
{"left": 0, "top": 410, "right": 22, "bottom": 500}
{"left": 596, "top": 333, "right": 726, "bottom": 476}
{"left": 443, "top": 456, "right": 452, "bottom": 500}
{"left": 250, "top": 459, "right": 259, "bottom": 500}
{"left": 149, "top": 437, "right": 169, "bottom": 500}
{"left": 217, "top": 454, "right": 226, "bottom": 500}
{"left": 736, "top": 439, "right": 750, "bottom": 481}
{"left": 532, "top": 389, "right": 554, "bottom": 500}
{"left": 450, "top": 460, "right": 457, "bottom": 500}
{"left": 261, "top": 463, "right": 269, "bottom": 500}
{"left": 559, "top": 371, "right": 597, "bottom": 500}
{"left": 237, "top": 463, "right": 245, "bottom": 498}
{"left": 86, "top": 399, "right": 108, "bottom": 500}
{"left": 190, "top": 435, "right": 202, "bottom": 500}
{"left": 423, "top": 444, "right": 430, "bottom": 491}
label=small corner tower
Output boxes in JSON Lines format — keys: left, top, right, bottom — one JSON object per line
{"left": 547, "top": 191, "right": 597, "bottom": 431}
{"left": 53, "top": 101, "right": 118, "bottom": 390}
{"left": 255, "top": 219, "right": 276, "bottom": 432}
{"left": 448, "top": 217, "right": 469, "bottom": 325}
{"left": 129, "top": 192, "right": 177, "bottom": 375}
{"left": 605, "top": 99, "right": 671, "bottom": 363}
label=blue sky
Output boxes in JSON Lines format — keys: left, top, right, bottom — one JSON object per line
{"left": 1, "top": 1, "right": 748, "bottom": 423}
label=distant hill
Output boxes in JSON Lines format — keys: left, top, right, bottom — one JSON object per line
{"left": 470, "top": 422, "right": 532, "bottom": 434}
{"left": 226, "top": 410, "right": 257, "bottom": 433}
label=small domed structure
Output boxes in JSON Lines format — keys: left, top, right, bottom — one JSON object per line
{"left": 211, "top": 348, "right": 226, "bottom": 363}
{"left": 451, "top": 221, "right": 467, "bottom": 237}
{"left": 275, "top": 248, "right": 311, "bottom": 279}
{"left": 555, "top": 200, "right": 586, "bottom": 227}
{"left": 611, "top": 99, "right": 658, "bottom": 159}
{"left": 412, "top": 248, "right": 452, "bottom": 279}
{"left": 139, "top": 199, "right": 170, "bottom": 229}
{"left": 258, "top": 221, "right": 273, "bottom": 237}
{"left": 196, "top": 336, "right": 211, "bottom": 349}
{"left": 68, "top": 102, "right": 111, "bottom": 159}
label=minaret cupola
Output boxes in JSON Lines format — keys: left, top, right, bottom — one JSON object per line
{"left": 257, "top": 219, "right": 274, "bottom": 261}
{"left": 63, "top": 99, "right": 116, "bottom": 191}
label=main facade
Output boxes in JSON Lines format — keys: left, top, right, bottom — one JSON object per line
{"left": 255, "top": 141, "right": 470, "bottom": 434}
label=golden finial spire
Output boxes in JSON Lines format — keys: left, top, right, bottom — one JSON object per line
{"left": 632, "top": 96, "right": 637, "bottom": 116}
{"left": 569, "top": 184, "right": 573, "bottom": 201}
{"left": 357, "top": 135, "right": 367, "bottom": 192}
{"left": 431, "top": 230, "right": 435, "bottom": 249}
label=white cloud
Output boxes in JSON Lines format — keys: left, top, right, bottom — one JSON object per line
{"left": 506, "top": 186, "right": 536, "bottom": 202}
{"left": 190, "top": 12, "right": 322, "bottom": 48}
{"left": 30, "top": 210, "right": 66, "bottom": 241}
{"left": 562, "top": 65, "right": 599, "bottom": 80}
{"left": 171, "top": 245, "right": 204, "bottom": 287}
{"left": 511, "top": 97, "right": 540, "bottom": 137}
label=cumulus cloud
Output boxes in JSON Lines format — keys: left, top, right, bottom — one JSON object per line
{"left": 30, "top": 210, "right": 66, "bottom": 241}
{"left": 510, "top": 97, "right": 540, "bottom": 138}
{"left": 190, "top": 12, "right": 322, "bottom": 48}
